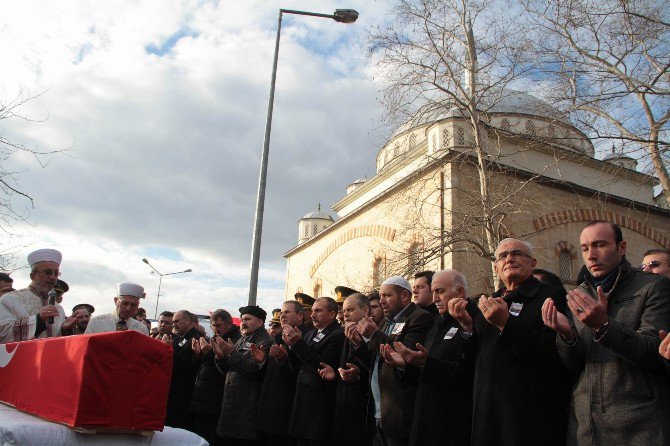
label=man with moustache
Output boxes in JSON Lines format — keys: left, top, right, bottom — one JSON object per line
{"left": 285, "top": 297, "right": 344, "bottom": 446}
{"left": 0, "top": 249, "right": 67, "bottom": 343}
{"left": 151, "top": 310, "right": 174, "bottom": 339}
{"left": 385, "top": 270, "right": 474, "bottom": 446}
{"left": 356, "top": 276, "right": 433, "bottom": 446}
{"left": 320, "top": 293, "right": 374, "bottom": 446}
{"left": 188, "top": 309, "right": 241, "bottom": 446}
{"left": 256, "top": 300, "right": 305, "bottom": 446}
{"left": 61, "top": 304, "right": 94, "bottom": 336}
{"left": 449, "top": 238, "right": 570, "bottom": 446}
{"left": 215, "top": 306, "right": 272, "bottom": 445}
{"left": 543, "top": 221, "right": 670, "bottom": 445}
{"left": 641, "top": 248, "right": 670, "bottom": 280}
{"left": 85, "top": 283, "right": 149, "bottom": 335}
{"left": 163, "top": 310, "right": 200, "bottom": 430}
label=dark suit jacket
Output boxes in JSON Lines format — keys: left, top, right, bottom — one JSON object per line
{"left": 166, "top": 327, "right": 200, "bottom": 428}
{"left": 469, "top": 276, "right": 571, "bottom": 446}
{"left": 287, "top": 320, "right": 345, "bottom": 442}
{"left": 365, "top": 302, "right": 434, "bottom": 438}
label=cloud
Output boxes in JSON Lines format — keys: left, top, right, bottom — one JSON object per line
{"left": 0, "top": 0, "right": 389, "bottom": 315}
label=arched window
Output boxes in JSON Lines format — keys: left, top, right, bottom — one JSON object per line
{"left": 558, "top": 249, "right": 572, "bottom": 282}
{"left": 313, "top": 283, "right": 320, "bottom": 298}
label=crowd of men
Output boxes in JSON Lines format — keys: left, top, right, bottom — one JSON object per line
{"left": 1, "top": 219, "right": 670, "bottom": 446}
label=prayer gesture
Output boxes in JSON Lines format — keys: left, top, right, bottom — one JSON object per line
{"left": 338, "top": 363, "right": 360, "bottom": 382}
{"left": 191, "top": 337, "right": 202, "bottom": 357}
{"left": 394, "top": 341, "right": 428, "bottom": 366}
{"left": 659, "top": 330, "right": 670, "bottom": 361}
{"left": 200, "top": 337, "right": 212, "bottom": 355}
{"left": 318, "top": 362, "right": 337, "bottom": 381}
{"left": 566, "top": 286, "right": 609, "bottom": 329}
{"left": 448, "top": 297, "right": 473, "bottom": 333}
{"left": 282, "top": 324, "right": 302, "bottom": 346}
{"left": 269, "top": 344, "right": 288, "bottom": 363}
{"left": 542, "top": 298, "right": 573, "bottom": 340}
{"left": 357, "top": 316, "right": 378, "bottom": 338}
{"left": 250, "top": 343, "right": 266, "bottom": 364}
{"left": 479, "top": 296, "right": 509, "bottom": 331}
{"left": 344, "top": 321, "right": 362, "bottom": 346}
{"left": 160, "top": 334, "right": 173, "bottom": 346}
{"left": 212, "top": 336, "right": 235, "bottom": 359}
{"left": 380, "top": 343, "right": 405, "bottom": 368}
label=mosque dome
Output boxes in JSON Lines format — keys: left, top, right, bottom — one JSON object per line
{"left": 298, "top": 204, "right": 335, "bottom": 245}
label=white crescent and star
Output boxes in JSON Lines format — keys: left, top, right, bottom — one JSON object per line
{"left": 0, "top": 344, "right": 18, "bottom": 367}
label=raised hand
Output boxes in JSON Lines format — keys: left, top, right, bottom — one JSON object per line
{"left": 250, "top": 343, "right": 267, "bottom": 364}
{"left": 161, "top": 334, "right": 173, "bottom": 346}
{"left": 282, "top": 324, "right": 302, "bottom": 346}
{"left": 357, "top": 316, "right": 378, "bottom": 338}
{"left": 479, "top": 296, "right": 509, "bottom": 331}
{"left": 344, "top": 321, "right": 362, "bottom": 346}
{"left": 567, "top": 286, "right": 609, "bottom": 329}
{"left": 380, "top": 343, "right": 405, "bottom": 368}
{"left": 200, "top": 337, "right": 212, "bottom": 355}
{"left": 213, "top": 336, "right": 234, "bottom": 359}
{"left": 448, "top": 297, "right": 473, "bottom": 333}
{"left": 318, "top": 362, "right": 337, "bottom": 381}
{"left": 542, "top": 298, "right": 573, "bottom": 340}
{"left": 191, "top": 337, "right": 202, "bottom": 357}
{"left": 269, "top": 344, "right": 288, "bottom": 363}
{"left": 659, "top": 330, "right": 670, "bottom": 360}
{"left": 394, "top": 341, "right": 428, "bottom": 366}
{"left": 338, "top": 363, "right": 360, "bottom": 382}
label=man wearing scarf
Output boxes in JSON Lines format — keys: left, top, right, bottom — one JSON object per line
{"left": 543, "top": 220, "right": 670, "bottom": 445}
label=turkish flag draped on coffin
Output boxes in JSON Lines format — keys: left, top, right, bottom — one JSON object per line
{"left": 0, "top": 331, "right": 173, "bottom": 431}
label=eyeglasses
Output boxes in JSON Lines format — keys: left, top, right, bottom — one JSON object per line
{"left": 640, "top": 260, "right": 664, "bottom": 269}
{"left": 33, "top": 269, "right": 61, "bottom": 277}
{"left": 495, "top": 250, "right": 532, "bottom": 262}
{"left": 117, "top": 298, "right": 139, "bottom": 308}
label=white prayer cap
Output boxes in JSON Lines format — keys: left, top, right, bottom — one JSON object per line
{"left": 27, "top": 249, "right": 62, "bottom": 267}
{"left": 117, "top": 282, "right": 145, "bottom": 299}
{"left": 381, "top": 276, "right": 412, "bottom": 293}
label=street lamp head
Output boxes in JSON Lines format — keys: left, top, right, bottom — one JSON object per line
{"left": 184, "top": 269, "right": 193, "bottom": 273}
{"left": 142, "top": 258, "right": 149, "bottom": 264}
{"left": 333, "top": 9, "right": 359, "bottom": 24}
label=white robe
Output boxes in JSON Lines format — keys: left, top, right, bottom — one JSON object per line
{"left": 0, "top": 288, "right": 66, "bottom": 344}
{"left": 85, "top": 313, "right": 149, "bottom": 335}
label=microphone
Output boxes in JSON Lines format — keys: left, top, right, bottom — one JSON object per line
{"left": 47, "top": 289, "right": 58, "bottom": 324}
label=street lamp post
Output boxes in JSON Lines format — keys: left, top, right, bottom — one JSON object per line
{"left": 142, "top": 258, "right": 193, "bottom": 319}
{"left": 248, "top": 8, "right": 359, "bottom": 306}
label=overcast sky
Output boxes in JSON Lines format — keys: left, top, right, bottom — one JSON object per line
{"left": 0, "top": 0, "right": 392, "bottom": 318}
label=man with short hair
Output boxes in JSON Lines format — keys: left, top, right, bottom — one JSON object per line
{"left": 61, "top": 304, "right": 93, "bottom": 336}
{"left": 367, "top": 290, "right": 384, "bottom": 326}
{"left": 357, "top": 276, "right": 434, "bottom": 446}
{"left": 321, "top": 293, "right": 374, "bottom": 446}
{"left": 335, "top": 286, "right": 359, "bottom": 326}
{"left": 641, "top": 248, "right": 670, "bottom": 279}
{"left": 215, "top": 305, "right": 272, "bottom": 445}
{"left": 135, "top": 307, "right": 147, "bottom": 322}
{"left": 0, "top": 249, "right": 68, "bottom": 343}
{"left": 189, "top": 309, "right": 241, "bottom": 446}
{"left": 413, "top": 271, "right": 438, "bottom": 316}
{"left": 257, "top": 300, "right": 305, "bottom": 446}
{"left": 285, "top": 297, "right": 344, "bottom": 446}
{"left": 153, "top": 310, "right": 174, "bottom": 339}
{"left": 451, "top": 238, "right": 570, "bottom": 446}
{"left": 387, "top": 270, "right": 474, "bottom": 446}
{"left": 0, "top": 273, "right": 13, "bottom": 296}
{"left": 165, "top": 309, "right": 200, "bottom": 430}
{"left": 543, "top": 221, "right": 670, "bottom": 445}
{"left": 85, "top": 283, "right": 149, "bottom": 335}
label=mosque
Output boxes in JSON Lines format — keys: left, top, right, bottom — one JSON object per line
{"left": 283, "top": 90, "right": 670, "bottom": 297}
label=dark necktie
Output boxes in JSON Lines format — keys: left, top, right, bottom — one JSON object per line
{"left": 116, "top": 320, "right": 128, "bottom": 331}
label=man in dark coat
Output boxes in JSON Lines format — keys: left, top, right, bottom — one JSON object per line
{"left": 385, "top": 269, "right": 474, "bottom": 446}
{"left": 320, "top": 293, "right": 374, "bottom": 446}
{"left": 295, "top": 292, "right": 315, "bottom": 333}
{"left": 544, "top": 221, "right": 670, "bottom": 445}
{"left": 412, "top": 271, "right": 439, "bottom": 317}
{"left": 285, "top": 297, "right": 344, "bottom": 446}
{"left": 188, "top": 309, "right": 241, "bottom": 446}
{"left": 450, "top": 238, "right": 571, "bottom": 446}
{"left": 215, "top": 305, "right": 272, "bottom": 445}
{"left": 257, "top": 300, "right": 305, "bottom": 446}
{"left": 357, "top": 276, "right": 434, "bottom": 446}
{"left": 164, "top": 310, "right": 201, "bottom": 430}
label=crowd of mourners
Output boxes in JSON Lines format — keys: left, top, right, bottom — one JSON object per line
{"left": 2, "top": 219, "right": 670, "bottom": 446}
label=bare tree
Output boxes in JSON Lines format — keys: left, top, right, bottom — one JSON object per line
{"left": 1, "top": 87, "right": 68, "bottom": 270}
{"left": 367, "top": 0, "right": 566, "bottom": 288}
{"left": 522, "top": 0, "right": 670, "bottom": 205}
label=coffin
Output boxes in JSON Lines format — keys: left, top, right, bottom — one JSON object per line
{"left": 0, "top": 331, "right": 173, "bottom": 431}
